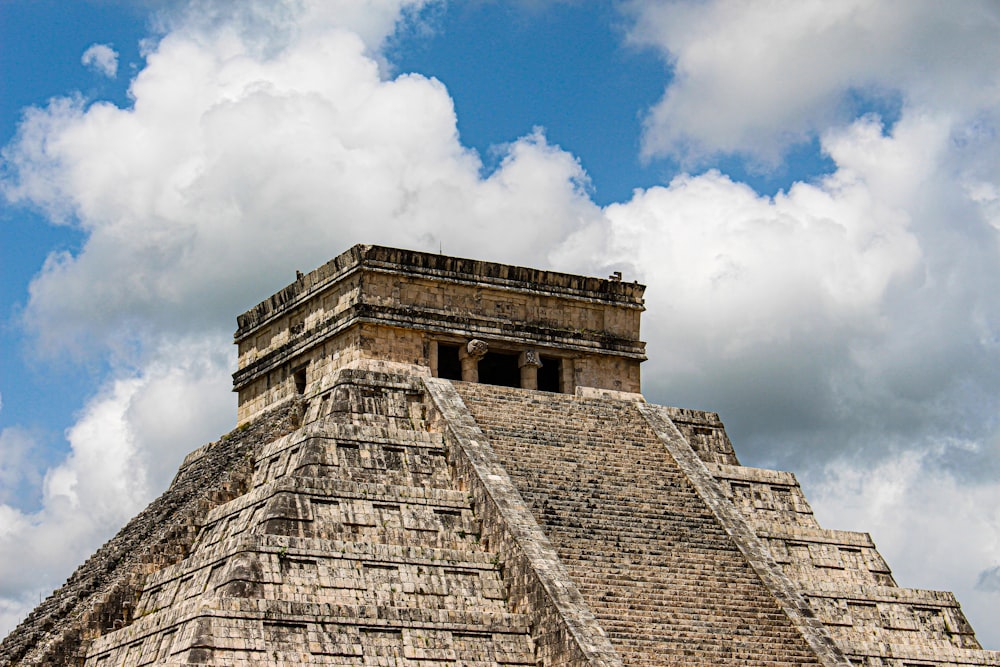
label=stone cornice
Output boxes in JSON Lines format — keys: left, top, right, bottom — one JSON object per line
{"left": 234, "top": 244, "right": 645, "bottom": 341}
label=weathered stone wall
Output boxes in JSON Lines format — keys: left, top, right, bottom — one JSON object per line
{"left": 236, "top": 327, "right": 363, "bottom": 422}
{"left": 236, "top": 273, "right": 362, "bottom": 370}
{"left": 78, "top": 367, "right": 543, "bottom": 666}
{"left": 570, "top": 353, "right": 640, "bottom": 394}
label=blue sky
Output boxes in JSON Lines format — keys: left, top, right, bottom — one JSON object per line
{"left": 1, "top": 1, "right": 145, "bottom": 442}
{"left": 2, "top": 0, "right": 999, "bottom": 650}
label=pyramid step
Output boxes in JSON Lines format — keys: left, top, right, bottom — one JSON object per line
{"left": 88, "top": 597, "right": 535, "bottom": 666}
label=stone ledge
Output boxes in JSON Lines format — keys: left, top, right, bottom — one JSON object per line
{"left": 755, "top": 522, "right": 877, "bottom": 547}
{"left": 658, "top": 405, "right": 726, "bottom": 426}
{"left": 840, "top": 642, "right": 1000, "bottom": 665}
{"left": 802, "top": 584, "right": 962, "bottom": 606}
{"left": 573, "top": 386, "right": 645, "bottom": 402}
{"left": 235, "top": 244, "right": 645, "bottom": 337}
{"left": 707, "top": 463, "right": 799, "bottom": 485}
{"left": 200, "top": 475, "right": 471, "bottom": 527}
{"left": 259, "top": 424, "right": 444, "bottom": 462}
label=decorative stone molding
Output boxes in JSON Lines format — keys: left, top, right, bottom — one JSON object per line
{"left": 518, "top": 349, "right": 542, "bottom": 368}
{"left": 459, "top": 339, "right": 489, "bottom": 382}
{"left": 518, "top": 349, "right": 542, "bottom": 390}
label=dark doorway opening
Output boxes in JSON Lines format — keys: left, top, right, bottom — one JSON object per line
{"left": 293, "top": 367, "right": 307, "bottom": 394}
{"left": 538, "top": 356, "right": 562, "bottom": 393}
{"left": 478, "top": 352, "right": 521, "bottom": 388}
{"left": 437, "top": 344, "right": 462, "bottom": 380}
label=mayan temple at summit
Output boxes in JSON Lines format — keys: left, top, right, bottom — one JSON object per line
{"left": 2, "top": 244, "right": 997, "bottom": 667}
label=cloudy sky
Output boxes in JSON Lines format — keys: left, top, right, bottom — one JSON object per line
{"left": 1, "top": 0, "right": 999, "bottom": 647}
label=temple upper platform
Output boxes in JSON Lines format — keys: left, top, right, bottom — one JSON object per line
{"left": 233, "top": 244, "right": 646, "bottom": 422}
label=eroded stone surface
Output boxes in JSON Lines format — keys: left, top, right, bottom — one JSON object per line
{"left": 79, "top": 369, "right": 539, "bottom": 666}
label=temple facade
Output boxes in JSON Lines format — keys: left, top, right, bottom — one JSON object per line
{"left": 232, "top": 245, "right": 646, "bottom": 422}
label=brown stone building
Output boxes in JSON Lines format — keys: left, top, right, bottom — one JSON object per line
{"left": 2, "top": 244, "right": 997, "bottom": 666}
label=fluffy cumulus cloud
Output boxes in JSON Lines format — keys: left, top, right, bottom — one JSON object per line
{"left": 0, "top": 427, "right": 44, "bottom": 508}
{"left": 0, "top": 397, "right": 46, "bottom": 513}
{"left": 81, "top": 44, "right": 119, "bottom": 78}
{"left": 3, "top": 0, "right": 1000, "bottom": 649}
{"left": 0, "top": 337, "right": 234, "bottom": 630}
{"left": 626, "top": 0, "right": 1000, "bottom": 163}
{"left": 4, "top": 4, "right": 597, "bottom": 358}
{"left": 0, "top": 0, "right": 599, "bottom": 633}
{"left": 577, "top": 0, "right": 1000, "bottom": 645}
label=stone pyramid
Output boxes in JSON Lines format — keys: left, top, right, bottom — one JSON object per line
{"left": 2, "top": 245, "right": 996, "bottom": 667}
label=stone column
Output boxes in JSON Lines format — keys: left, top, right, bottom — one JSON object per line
{"left": 561, "top": 357, "right": 575, "bottom": 395}
{"left": 429, "top": 340, "right": 439, "bottom": 377}
{"left": 459, "top": 339, "right": 488, "bottom": 383}
{"left": 519, "top": 349, "right": 543, "bottom": 390}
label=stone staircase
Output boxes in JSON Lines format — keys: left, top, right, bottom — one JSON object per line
{"left": 451, "top": 382, "right": 1000, "bottom": 667}
{"left": 83, "top": 370, "right": 536, "bottom": 666}
{"left": 452, "top": 382, "right": 833, "bottom": 667}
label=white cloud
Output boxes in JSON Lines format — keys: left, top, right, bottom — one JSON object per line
{"left": 0, "top": 0, "right": 599, "bottom": 637}
{"left": 2, "top": 0, "right": 1000, "bottom": 650}
{"left": 0, "top": 335, "right": 234, "bottom": 629}
{"left": 978, "top": 566, "right": 1000, "bottom": 593}
{"left": 81, "top": 44, "right": 119, "bottom": 78}
{"left": 554, "top": 100, "right": 1000, "bottom": 647}
{"left": 562, "top": 112, "right": 933, "bottom": 402}
{"left": 159, "top": 0, "right": 433, "bottom": 57}
{"left": 0, "top": 428, "right": 44, "bottom": 508}
{"left": 0, "top": 376, "right": 147, "bottom": 607}
{"left": 625, "top": 0, "right": 1000, "bottom": 163}
{"left": 4, "top": 15, "right": 597, "bottom": 359}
